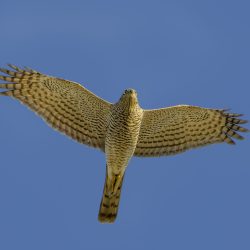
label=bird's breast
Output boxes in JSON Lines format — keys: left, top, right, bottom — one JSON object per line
{"left": 105, "top": 106, "right": 143, "bottom": 171}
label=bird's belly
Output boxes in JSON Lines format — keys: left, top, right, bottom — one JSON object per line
{"left": 105, "top": 129, "right": 137, "bottom": 172}
{"left": 105, "top": 118, "right": 141, "bottom": 173}
{"left": 105, "top": 104, "right": 143, "bottom": 173}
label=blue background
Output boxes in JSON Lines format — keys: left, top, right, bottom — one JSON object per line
{"left": 0, "top": 1, "right": 249, "bottom": 249}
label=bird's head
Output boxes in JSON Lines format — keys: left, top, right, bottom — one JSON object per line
{"left": 118, "top": 88, "right": 139, "bottom": 110}
{"left": 122, "top": 88, "right": 137, "bottom": 97}
{"left": 120, "top": 88, "right": 138, "bottom": 102}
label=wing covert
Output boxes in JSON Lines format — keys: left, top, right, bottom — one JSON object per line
{"left": 0, "top": 64, "right": 111, "bottom": 150}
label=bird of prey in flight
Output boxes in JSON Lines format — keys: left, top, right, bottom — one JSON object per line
{"left": 0, "top": 64, "right": 248, "bottom": 223}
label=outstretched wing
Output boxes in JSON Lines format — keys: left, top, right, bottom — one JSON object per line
{"left": 0, "top": 64, "right": 112, "bottom": 150}
{"left": 135, "top": 105, "right": 248, "bottom": 157}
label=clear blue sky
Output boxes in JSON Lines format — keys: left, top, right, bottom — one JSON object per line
{"left": 0, "top": 1, "right": 249, "bottom": 249}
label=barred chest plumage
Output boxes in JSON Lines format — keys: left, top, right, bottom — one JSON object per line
{"left": 105, "top": 89, "right": 143, "bottom": 174}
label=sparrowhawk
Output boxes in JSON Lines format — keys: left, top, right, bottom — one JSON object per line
{"left": 0, "top": 64, "right": 248, "bottom": 223}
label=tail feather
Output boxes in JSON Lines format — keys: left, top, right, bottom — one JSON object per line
{"left": 98, "top": 170, "right": 125, "bottom": 223}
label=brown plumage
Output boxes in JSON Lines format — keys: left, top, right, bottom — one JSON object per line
{"left": 98, "top": 168, "right": 125, "bottom": 223}
{"left": 0, "top": 64, "right": 248, "bottom": 223}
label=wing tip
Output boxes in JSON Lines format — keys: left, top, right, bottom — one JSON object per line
{"left": 221, "top": 109, "right": 249, "bottom": 144}
{"left": 224, "top": 136, "right": 236, "bottom": 145}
